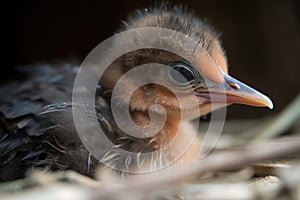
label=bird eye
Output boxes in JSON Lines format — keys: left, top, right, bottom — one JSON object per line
{"left": 168, "top": 61, "right": 201, "bottom": 87}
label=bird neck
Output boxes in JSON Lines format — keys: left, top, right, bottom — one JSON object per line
{"left": 129, "top": 107, "right": 182, "bottom": 148}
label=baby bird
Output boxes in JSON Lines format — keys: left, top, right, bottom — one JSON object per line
{"left": 0, "top": 5, "right": 272, "bottom": 181}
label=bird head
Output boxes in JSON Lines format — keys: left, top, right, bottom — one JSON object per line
{"left": 100, "top": 5, "right": 273, "bottom": 123}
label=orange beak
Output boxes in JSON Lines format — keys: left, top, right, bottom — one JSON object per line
{"left": 196, "top": 73, "right": 273, "bottom": 109}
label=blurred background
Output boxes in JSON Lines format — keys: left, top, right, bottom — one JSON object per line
{"left": 2, "top": 0, "right": 300, "bottom": 119}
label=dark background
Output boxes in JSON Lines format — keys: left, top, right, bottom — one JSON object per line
{"left": 2, "top": 0, "right": 300, "bottom": 119}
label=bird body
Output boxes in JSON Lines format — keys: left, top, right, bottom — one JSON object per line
{"left": 0, "top": 5, "right": 272, "bottom": 181}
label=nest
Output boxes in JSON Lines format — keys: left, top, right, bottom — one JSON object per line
{"left": 1, "top": 94, "right": 300, "bottom": 200}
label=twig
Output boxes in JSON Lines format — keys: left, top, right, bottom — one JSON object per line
{"left": 251, "top": 93, "right": 300, "bottom": 140}
{"left": 92, "top": 135, "right": 300, "bottom": 199}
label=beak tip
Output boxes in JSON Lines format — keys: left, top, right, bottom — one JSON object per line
{"left": 267, "top": 99, "right": 274, "bottom": 109}
{"left": 268, "top": 102, "right": 274, "bottom": 109}
{"left": 259, "top": 93, "right": 273, "bottom": 109}
{"left": 262, "top": 93, "right": 274, "bottom": 109}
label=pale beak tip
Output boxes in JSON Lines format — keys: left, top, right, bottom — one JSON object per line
{"left": 267, "top": 99, "right": 274, "bottom": 109}
{"left": 261, "top": 93, "right": 274, "bottom": 109}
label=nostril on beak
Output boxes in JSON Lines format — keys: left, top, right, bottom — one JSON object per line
{"left": 223, "top": 74, "right": 241, "bottom": 91}
{"left": 228, "top": 82, "right": 240, "bottom": 90}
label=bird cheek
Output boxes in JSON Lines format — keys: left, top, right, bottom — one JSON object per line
{"left": 195, "top": 53, "right": 224, "bottom": 84}
{"left": 214, "top": 50, "right": 228, "bottom": 74}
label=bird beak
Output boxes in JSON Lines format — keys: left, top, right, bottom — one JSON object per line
{"left": 197, "top": 73, "right": 273, "bottom": 109}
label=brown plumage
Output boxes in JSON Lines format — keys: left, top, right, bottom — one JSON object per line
{"left": 0, "top": 5, "right": 272, "bottom": 181}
